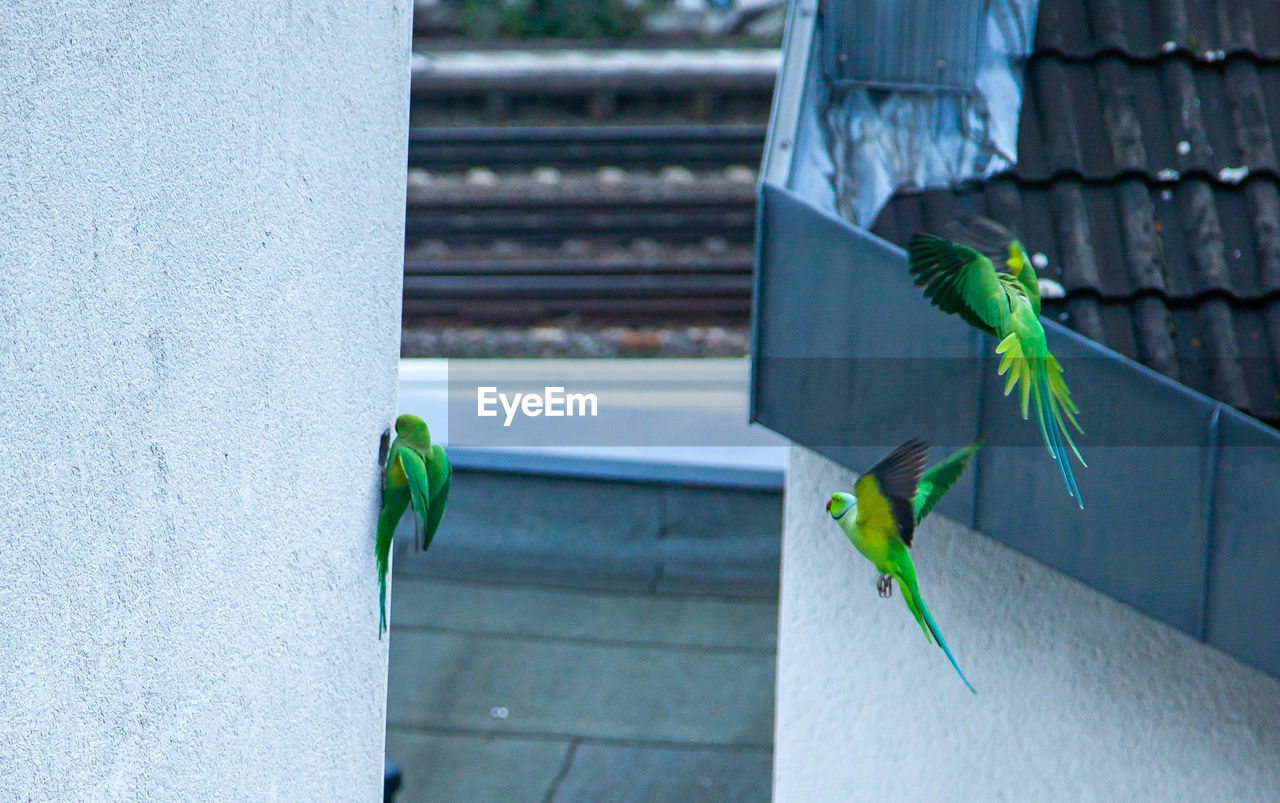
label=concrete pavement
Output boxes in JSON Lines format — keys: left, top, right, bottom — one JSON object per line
{"left": 384, "top": 467, "right": 781, "bottom": 801}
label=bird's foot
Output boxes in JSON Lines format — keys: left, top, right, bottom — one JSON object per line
{"left": 876, "top": 574, "right": 893, "bottom": 598}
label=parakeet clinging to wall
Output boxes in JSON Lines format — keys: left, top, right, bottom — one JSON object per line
{"left": 376, "top": 414, "right": 451, "bottom": 637}
{"left": 827, "top": 440, "right": 981, "bottom": 693}
{"left": 908, "top": 219, "right": 1085, "bottom": 508}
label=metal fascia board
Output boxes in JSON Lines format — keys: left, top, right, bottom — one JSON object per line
{"left": 760, "top": 0, "right": 817, "bottom": 188}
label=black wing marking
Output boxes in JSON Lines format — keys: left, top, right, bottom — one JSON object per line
{"left": 866, "top": 440, "right": 929, "bottom": 547}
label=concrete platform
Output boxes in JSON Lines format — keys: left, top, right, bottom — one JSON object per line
{"left": 384, "top": 467, "right": 780, "bottom": 801}
{"left": 385, "top": 574, "right": 776, "bottom": 801}
{"left": 396, "top": 466, "right": 782, "bottom": 597}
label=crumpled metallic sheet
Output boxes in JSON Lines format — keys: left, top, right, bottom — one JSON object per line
{"left": 790, "top": 0, "right": 1040, "bottom": 228}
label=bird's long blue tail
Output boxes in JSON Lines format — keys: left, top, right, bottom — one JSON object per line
{"left": 379, "top": 577, "right": 387, "bottom": 638}
{"left": 1036, "top": 368, "right": 1084, "bottom": 508}
{"left": 919, "top": 597, "right": 977, "bottom": 694}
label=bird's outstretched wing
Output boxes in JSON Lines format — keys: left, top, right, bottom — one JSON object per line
{"left": 908, "top": 234, "right": 1021, "bottom": 337}
{"left": 855, "top": 440, "right": 928, "bottom": 547}
{"left": 944, "top": 217, "right": 1043, "bottom": 314}
{"left": 914, "top": 440, "right": 982, "bottom": 524}
{"left": 943, "top": 215, "right": 1017, "bottom": 260}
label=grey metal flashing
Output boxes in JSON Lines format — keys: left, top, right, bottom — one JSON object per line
{"left": 748, "top": 189, "right": 767, "bottom": 416}
{"left": 760, "top": 0, "right": 817, "bottom": 188}
{"left": 1205, "top": 409, "right": 1280, "bottom": 674}
{"left": 753, "top": 0, "right": 817, "bottom": 426}
{"left": 1197, "top": 406, "right": 1222, "bottom": 641}
{"left": 752, "top": 177, "right": 1280, "bottom": 677}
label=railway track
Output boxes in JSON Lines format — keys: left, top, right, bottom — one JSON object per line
{"left": 408, "top": 124, "right": 766, "bottom": 170}
{"left": 404, "top": 49, "right": 774, "bottom": 326}
{"left": 410, "top": 49, "right": 777, "bottom": 126}
{"left": 404, "top": 234, "right": 754, "bottom": 322}
{"left": 406, "top": 176, "right": 756, "bottom": 243}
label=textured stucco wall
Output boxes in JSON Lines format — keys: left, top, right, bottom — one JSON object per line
{"left": 776, "top": 446, "right": 1280, "bottom": 801}
{"left": 0, "top": 3, "right": 410, "bottom": 798}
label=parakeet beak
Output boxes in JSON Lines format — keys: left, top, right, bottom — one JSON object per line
{"left": 825, "top": 499, "right": 832, "bottom": 513}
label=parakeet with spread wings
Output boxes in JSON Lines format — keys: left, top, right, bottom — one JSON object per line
{"left": 909, "top": 219, "right": 1085, "bottom": 507}
{"left": 827, "top": 440, "right": 981, "bottom": 693}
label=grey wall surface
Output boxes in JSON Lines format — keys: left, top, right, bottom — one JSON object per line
{"left": 776, "top": 446, "right": 1280, "bottom": 801}
{"left": 0, "top": 3, "right": 411, "bottom": 797}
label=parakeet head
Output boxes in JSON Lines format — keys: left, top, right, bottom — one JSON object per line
{"left": 395, "top": 414, "right": 430, "bottom": 441}
{"left": 826, "top": 492, "right": 855, "bottom": 520}
{"left": 1006, "top": 241, "right": 1029, "bottom": 277}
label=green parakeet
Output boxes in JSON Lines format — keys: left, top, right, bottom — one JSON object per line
{"left": 377, "top": 414, "right": 451, "bottom": 637}
{"left": 827, "top": 440, "right": 980, "bottom": 693}
{"left": 908, "top": 220, "right": 1085, "bottom": 508}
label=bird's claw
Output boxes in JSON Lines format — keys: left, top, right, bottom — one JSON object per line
{"left": 876, "top": 574, "right": 893, "bottom": 598}
{"left": 377, "top": 428, "right": 391, "bottom": 467}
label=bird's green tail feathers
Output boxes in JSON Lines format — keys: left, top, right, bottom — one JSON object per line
{"left": 900, "top": 576, "right": 977, "bottom": 694}
{"left": 899, "top": 580, "right": 933, "bottom": 644}
{"left": 376, "top": 489, "right": 410, "bottom": 638}
{"left": 996, "top": 335, "right": 1085, "bottom": 508}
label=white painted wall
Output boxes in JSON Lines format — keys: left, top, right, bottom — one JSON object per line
{"left": 776, "top": 446, "right": 1280, "bottom": 801}
{"left": 0, "top": 3, "right": 411, "bottom": 797}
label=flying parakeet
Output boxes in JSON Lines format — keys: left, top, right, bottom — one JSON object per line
{"left": 377, "top": 414, "right": 451, "bottom": 637}
{"left": 827, "top": 440, "right": 981, "bottom": 693}
{"left": 908, "top": 219, "right": 1085, "bottom": 508}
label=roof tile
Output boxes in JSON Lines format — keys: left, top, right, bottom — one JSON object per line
{"left": 1216, "top": 1, "right": 1258, "bottom": 55}
{"left": 1199, "top": 297, "right": 1252, "bottom": 410}
{"left": 1180, "top": 178, "right": 1233, "bottom": 294}
{"left": 1114, "top": 179, "right": 1164, "bottom": 292}
{"left": 1035, "top": 0, "right": 1280, "bottom": 60}
{"left": 1085, "top": 0, "right": 1129, "bottom": 54}
{"left": 1224, "top": 59, "right": 1278, "bottom": 169}
{"left": 1158, "top": 58, "right": 1215, "bottom": 174}
{"left": 1051, "top": 180, "right": 1104, "bottom": 293}
{"left": 1245, "top": 181, "right": 1280, "bottom": 292}
{"left": 1096, "top": 57, "right": 1148, "bottom": 172}
{"left": 1130, "top": 294, "right": 1180, "bottom": 379}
